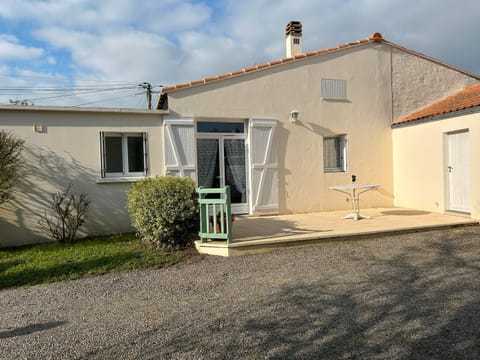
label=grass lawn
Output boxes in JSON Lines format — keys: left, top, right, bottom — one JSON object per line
{"left": 0, "top": 234, "right": 189, "bottom": 290}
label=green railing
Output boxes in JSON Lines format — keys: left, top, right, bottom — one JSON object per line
{"left": 197, "top": 186, "right": 233, "bottom": 244}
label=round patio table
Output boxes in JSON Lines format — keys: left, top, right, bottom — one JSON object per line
{"left": 329, "top": 183, "right": 379, "bottom": 220}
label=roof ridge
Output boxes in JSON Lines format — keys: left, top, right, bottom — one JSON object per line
{"left": 156, "top": 32, "right": 480, "bottom": 109}
{"left": 158, "top": 33, "right": 379, "bottom": 96}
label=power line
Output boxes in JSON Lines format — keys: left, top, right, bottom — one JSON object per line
{"left": 72, "top": 93, "right": 140, "bottom": 107}
{"left": 0, "top": 85, "right": 137, "bottom": 92}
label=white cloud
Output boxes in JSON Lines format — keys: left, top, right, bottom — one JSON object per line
{"left": 0, "top": 0, "right": 211, "bottom": 33}
{"left": 0, "top": 34, "right": 44, "bottom": 60}
{"left": 34, "top": 27, "right": 181, "bottom": 84}
{"left": 2, "top": 0, "right": 480, "bottom": 108}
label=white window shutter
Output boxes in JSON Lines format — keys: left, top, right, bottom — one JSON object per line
{"left": 163, "top": 118, "right": 196, "bottom": 180}
{"left": 249, "top": 119, "right": 278, "bottom": 214}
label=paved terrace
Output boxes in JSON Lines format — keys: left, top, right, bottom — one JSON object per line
{"left": 196, "top": 208, "right": 478, "bottom": 256}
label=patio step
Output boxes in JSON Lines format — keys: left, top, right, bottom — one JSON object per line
{"left": 195, "top": 216, "right": 479, "bottom": 257}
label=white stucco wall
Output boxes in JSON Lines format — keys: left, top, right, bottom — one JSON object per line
{"left": 0, "top": 107, "right": 164, "bottom": 247}
{"left": 391, "top": 48, "right": 478, "bottom": 121}
{"left": 167, "top": 42, "right": 395, "bottom": 214}
{"left": 393, "top": 112, "right": 480, "bottom": 219}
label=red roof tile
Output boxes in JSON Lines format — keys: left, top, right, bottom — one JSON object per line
{"left": 395, "top": 83, "right": 480, "bottom": 125}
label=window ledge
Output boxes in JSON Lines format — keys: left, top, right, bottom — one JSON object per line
{"left": 324, "top": 169, "right": 347, "bottom": 173}
{"left": 96, "top": 176, "right": 148, "bottom": 184}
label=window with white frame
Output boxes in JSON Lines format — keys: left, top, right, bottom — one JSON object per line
{"left": 323, "top": 135, "right": 347, "bottom": 172}
{"left": 100, "top": 132, "right": 148, "bottom": 178}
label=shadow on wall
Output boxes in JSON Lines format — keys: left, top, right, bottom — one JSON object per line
{"left": 0, "top": 145, "right": 133, "bottom": 247}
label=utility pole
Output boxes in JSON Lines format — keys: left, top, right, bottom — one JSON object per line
{"left": 139, "top": 82, "right": 152, "bottom": 109}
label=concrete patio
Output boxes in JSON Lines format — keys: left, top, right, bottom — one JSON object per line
{"left": 195, "top": 207, "right": 479, "bottom": 256}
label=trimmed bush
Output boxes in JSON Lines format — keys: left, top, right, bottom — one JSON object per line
{"left": 127, "top": 176, "right": 199, "bottom": 249}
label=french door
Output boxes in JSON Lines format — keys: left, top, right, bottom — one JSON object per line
{"left": 196, "top": 131, "right": 248, "bottom": 214}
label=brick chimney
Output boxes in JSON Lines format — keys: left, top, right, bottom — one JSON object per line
{"left": 285, "top": 21, "right": 302, "bottom": 57}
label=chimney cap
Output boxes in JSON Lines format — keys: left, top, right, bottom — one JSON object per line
{"left": 286, "top": 21, "right": 302, "bottom": 36}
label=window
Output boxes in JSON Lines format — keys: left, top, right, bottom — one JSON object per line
{"left": 293, "top": 38, "right": 300, "bottom": 45}
{"left": 100, "top": 132, "right": 148, "bottom": 178}
{"left": 197, "top": 121, "right": 245, "bottom": 133}
{"left": 323, "top": 135, "right": 347, "bottom": 172}
{"left": 321, "top": 78, "right": 347, "bottom": 100}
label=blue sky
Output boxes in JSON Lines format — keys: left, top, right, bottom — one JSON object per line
{"left": 1, "top": 0, "right": 480, "bottom": 108}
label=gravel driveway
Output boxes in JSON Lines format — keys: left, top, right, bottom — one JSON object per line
{"left": 1, "top": 226, "right": 480, "bottom": 359}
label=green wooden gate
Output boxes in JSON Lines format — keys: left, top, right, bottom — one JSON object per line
{"left": 197, "top": 186, "right": 233, "bottom": 244}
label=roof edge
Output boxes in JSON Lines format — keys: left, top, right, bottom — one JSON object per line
{"left": 392, "top": 105, "right": 480, "bottom": 128}
{"left": 383, "top": 40, "right": 480, "bottom": 81}
{"left": 0, "top": 105, "right": 168, "bottom": 115}
{"left": 155, "top": 33, "right": 381, "bottom": 109}
{"left": 156, "top": 32, "right": 480, "bottom": 109}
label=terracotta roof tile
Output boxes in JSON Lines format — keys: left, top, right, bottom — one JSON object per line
{"left": 294, "top": 53, "right": 307, "bottom": 59}
{"left": 204, "top": 76, "right": 219, "bottom": 82}
{"left": 256, "top": 63, "right": 270, "bottom": 69}
{"left": 268, "top": 59, "right": 283, "bottom": 66}
{"left": 190, "top": 79, "right": 205, "bottom": 86}
{"left": 395, "top": 83, "right": 480, "bottom": 125}
{"left": 175, "top": 82, "right": 191, "bottom": 89}
{"left": 156, "top": 31, "right": 480, "bottom": 110}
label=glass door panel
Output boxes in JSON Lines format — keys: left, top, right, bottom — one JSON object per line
{"left": 224, "top": 139, "right": 247, "bottom": 204}
{"left": 196, "top": 138, "right": 220, "bottom": 189}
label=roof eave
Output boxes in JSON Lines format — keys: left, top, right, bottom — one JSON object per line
{"left": 392, "top": 105, "right": 480, "bottom": 128}
{"left": 0, "top": 104, "right": 169, "bottom": 115}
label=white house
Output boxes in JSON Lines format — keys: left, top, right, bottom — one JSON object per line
{"left": 1, "top": 22, "right": 479, "bottom": 247}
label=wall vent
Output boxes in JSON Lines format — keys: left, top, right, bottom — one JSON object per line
{"left": 321, "top": 79, "right": 347, "bottom": 100}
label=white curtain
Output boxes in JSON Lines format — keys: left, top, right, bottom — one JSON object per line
{"left": 224, "top": 139, "right": 246, "bottom": 203}
{"left": 197, "top": 139, "right": 218, "bottom": 188}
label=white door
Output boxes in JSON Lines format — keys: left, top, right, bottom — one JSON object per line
{"left": 249, "top": 119, "right": 278, "bottom": 215}
{"left": 163, "top": 118, "right": 196, "bottom": 180}
{"left": 447, "top": 130, "right": 470, "bottom": 213}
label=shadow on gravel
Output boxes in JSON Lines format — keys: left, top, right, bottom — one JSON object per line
{"left": 232, "top": 231, "right": 480, "bottom": 359}
{"left": 82, "top": 229, "right": 480, "bottom": 359}
{"left": 0, "top": 321, "right": 67, "bottom": 339}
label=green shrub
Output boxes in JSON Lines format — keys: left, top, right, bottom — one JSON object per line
{"left": 127, "top": 176, "right": 199, "bottom": 249}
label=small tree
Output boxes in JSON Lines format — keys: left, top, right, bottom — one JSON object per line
{"left": 0, "top": 130, "right": 25, "bottom": 205}
{"left": 39, "top": 184, "right": 90, "bottom": 244}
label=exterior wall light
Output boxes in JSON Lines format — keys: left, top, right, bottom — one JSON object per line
{"left": 290, "top": 110, "right": 299, "bottom": 123}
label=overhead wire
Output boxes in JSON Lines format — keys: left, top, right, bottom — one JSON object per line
{"left": 0, "top": 83, "right": 150, "bottom": 107}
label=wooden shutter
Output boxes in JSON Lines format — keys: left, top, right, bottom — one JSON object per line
{"left": 99, "top": 131, "right": 106, "bottom": 178}
{"left": 249, "top": 119, "right": 278, "bottom": 214}
{"left": 163, "top": 118, "right": 196, "bottom": 180}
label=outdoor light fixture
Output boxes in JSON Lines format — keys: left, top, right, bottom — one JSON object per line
{"left": 290, "top": 110, "right": 299, "bottom": 123}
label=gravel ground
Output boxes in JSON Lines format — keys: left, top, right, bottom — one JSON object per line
{"left": 1, "top": 226, "right": 480, "bottom": 359}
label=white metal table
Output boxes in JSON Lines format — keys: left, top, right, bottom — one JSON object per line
{"left": 329, "top": 183, "right": 379, "bottom": 220}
